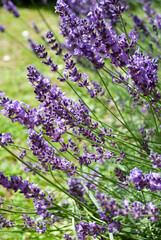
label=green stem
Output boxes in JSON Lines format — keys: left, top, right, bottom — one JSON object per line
{"left": 1, "top": 144, "right": 99, "bottom": 216}
{"left": 0, "top": 209, "right": 35, "bottom": 215}
{"left": 30, "top": 0, "right": 60, "bottom": 43}
{"left": 148, "top": 98, "right": 160, "bottom": 142}
{"left": 120, "top": 14, "right": 130, "bottom": 44}
{"left": 96, "top": 70, "right": 142, "bottom": 147}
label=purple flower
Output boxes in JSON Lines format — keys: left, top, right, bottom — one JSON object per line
{"left": 56, "top": 0, "right": 129, "bottom": 69}
{"left": 2, "top": 0, "right": 20, "bottom": 17}
{"left": 27, "top": 130, "right": 76, "bottom": 176}
{"left": 63, "top": 234, "right": 74, "bottom": 240}
{"left": 115, "top": 168, "right": 128, "bottom": 185}
{"left": 129, "top": 201, "right": 146, "bottom": 219}
{"left": 0, "top": 91, "right": 42, "bottom": 129}
{"left": 18, "top": 149, "right": 26, "bottom": 159}
{"left": 129, "top": 167, "right": 147, "bottom": 190}
{"left": 0, "top": 214, "right": 14, "bottom": 229}
{"left": 96, "top": 191, "right": 123, "bottom": 218}
{"left": 146, "top": 172, "right": 161, "bottom": 192}
{"left": 143, "top": 2, "right": 155, "bottom": 17}
{"left": 129, "top": 167, "right": 161, "bottom": 192}
{"left": 22, "top": 214, "right": 54, "bottom": 234}
{"left": 154, "top": 14, "right": 161, "bottom": 30}
{"left": 150, "top": 151, "right": 161, "bottom": 169}
{"left": 108, "top": 221, "right": 122, "bottom": 233}
{"left": 127, "top": 48, "right": 159, "bottom": 96}
{"left": 123, "top": 200, "right": 159, "bottom": 222}
{"left": 133, "top": 15, "right": 150, "bottom": 38}
{"left": 146, "top": 202, "right": 159, "bottom": 222}
{"left": 0, "top": 172, "right": 56, "bottom": 221}
{"left": 45, "top": 31, "right": 54, "bottom": 39}
{"left": 27, "top": 37, "right": 38, "bottom": 55}
{"left": 32, "top": 23, "right": 41, "bottom": 34}
{"left": 0, "top": 25, "right": 5, "bottom": 32}
{"left": 67, "top": 178, "right": 86, "bottom": 202}
{"left": 0, "top": 132, "right": 13, "bottom": 146}
{"left": 75, "top": 221, "right": 107, "bottom": 239}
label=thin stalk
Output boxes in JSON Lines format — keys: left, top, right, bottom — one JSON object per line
{"left": 57, "top": 71, "right": 106, "bottom": 130}
{"left": 30, "top": 0, "right": 60, "bottom": 43}
{"left": 5, "top": 31, "right": 29, "bottom": 51}
{"left": 1, "top": 144, "right": 99, "bottom": 216}
{"left": 67, "top": 131, "right": 152, "bottom": 162}
{"left": 120, "top": 14, "right": 130, "bottom": 44}
{"left": 0, "top": 209, "right": 35, "bottom": 215}
{"left": 95, "top": 96, "right": 142, "bottom": 148}
{"left": 96, "top": 70, "right": 142, "bottom": 147}
{"left": 148, "top": 98, "right": 160, "bottom": 142}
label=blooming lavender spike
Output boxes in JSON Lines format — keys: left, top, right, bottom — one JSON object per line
{"left": 0, "top": 132, "right": 13, "bottom": 146}
{"left": 2, "top": 0, "right": 20, "bottom": 17}
{"left": 129, "top": 201, "right": 146, "bottom": 220}
{"left": 0, "top": 91, "right": 42, "bottom": 129}
{"left": 96, "top": 191, "right": 123, "bottom": 218}
{"left": 22, "top": 214, "right": 54, "bottom": 234}
{"left": 56, "top": 0, "right": 129, "bottom": 69}
{"left": 127, "top": 48, "right": 159, "bottom": 96}
{"left": 45, "top": 30, "right": 54, "bottom": 39}
{"left": 75, "top": 221, "right": 107, "bottom": 239}
{"left": 0, "top": 172, "right": 56, "bottom": 221}
{"left": 27, "top": 130, "right": 76, "bottom": 176}
{"left": 18, "top": 149, "right": 26, "bottom": 159}
{"left": 114, "top": 168, "right": 128, "bottom": 185}
{"left": 0, "top": 214, "right": 15, "bottom": 229}
{"left": 150, "top": 151, "right": 161, "bottom": 169}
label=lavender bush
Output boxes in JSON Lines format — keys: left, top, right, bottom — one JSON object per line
{"left": 0, "top": 0, "right": 161, "bottom": 239}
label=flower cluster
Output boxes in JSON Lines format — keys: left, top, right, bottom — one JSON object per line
{"left": 150, "top": 152, "right": 161, "bottom": 169}
{"left": 27, "top": 130, "right": 76, "bottom": 176}
{"left": 130, "top": 167, "right": 161, "bottom": 192}
{"left": 0, "top": 214, "right": 14, "bottom": 230}
{"left": 0, "top": 172, "right": 55, "bottom": 222}
{"left": 0, "top": 132, "right": 13, "bottom": 146}
{"left": 122, "top": 200, "right": 159, "bottom": 221}
{"left": 22, "top": 214, "right": 55, "bottom": 234}
{"left": 2, "top": 0, "right": 20, "bottom": 18}
{"left": 56, "top": 1, "right": 129, "bottom": 69}
{"left": 75, "top": 221, "right": 107, "bottom": 239}
{"left": 0, "top": 91, "right": 41, "bottom": 129}
{"left": 96, "top": 190, "right": 159, "bottom": 233}
{"left": 127, "top": 48, "right": 159, "bottom": 96}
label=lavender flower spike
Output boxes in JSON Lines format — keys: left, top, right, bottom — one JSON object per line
{"left": 127, "top": 48, "right": 159, "bottom": 96}
{"left": 0, "top": 214, "right": 15, "bottom": 229}
{"left": 0, "top": 132, "right": 13, "bottom": 146}
{"left": 2, "top": 0, "right": 20, "bottom": 18}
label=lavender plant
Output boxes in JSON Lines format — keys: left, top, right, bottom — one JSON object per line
{"left": 0, "top": 0, "right": 161, "bottom": 239}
